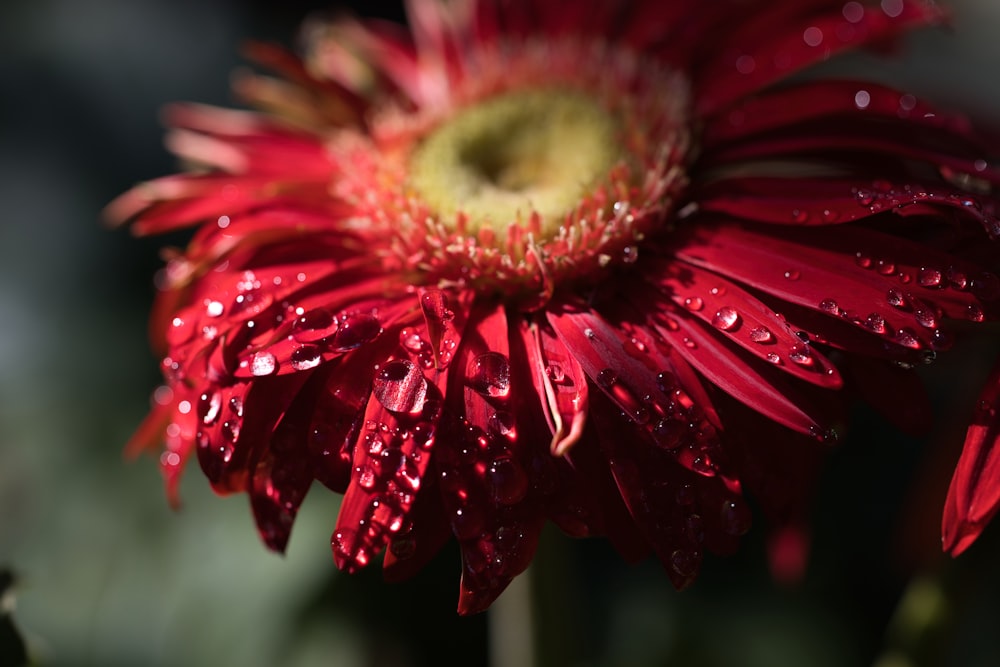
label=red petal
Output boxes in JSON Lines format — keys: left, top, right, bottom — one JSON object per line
{"left": 332, "top": 375, "right": 441, "bottom": 573}
{"left": 697, "top": 176, "right": 999, "bottom": 231}
{"left": 695, "top": 1, "right": 945, "bottom": 115}
{"left": 643, "top": 259, "right": 842, "bottom": 389}
{"left": 674, "top": 222, "right": 993, "bottom": 353}
{"left": 248, "top": 371, "right": 327, "bottom": 552}
{"left": 943, "top": 358, "right": 1000, "bottom": 555}
{"left": 547, "top": 307, "right": 738, "bottom": 480}
{"left": 518, "top": 319, "right": 589, "bottom": 456}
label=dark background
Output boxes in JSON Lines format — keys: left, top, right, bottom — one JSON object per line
{"left": 2, "top": 1, "right": 1000, "bottom": 665}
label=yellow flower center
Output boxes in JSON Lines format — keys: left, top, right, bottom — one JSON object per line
{"left": 408, "top": 88, "right": 621, "bottom": 238}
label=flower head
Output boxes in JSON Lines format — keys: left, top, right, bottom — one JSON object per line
{"left": 111, "top": 0, "right": 1000, "bottom": 613}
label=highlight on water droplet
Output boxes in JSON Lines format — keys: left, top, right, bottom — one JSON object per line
{"left": 749, "top": 326, "right": 773, "bottom": 344}
{"left": 250, "top": 351, "right": 278, "bottom": 376}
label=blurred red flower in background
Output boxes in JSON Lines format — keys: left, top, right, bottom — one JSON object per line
{"left": 109, "top": 0, "right": 1000, "bottom": 613}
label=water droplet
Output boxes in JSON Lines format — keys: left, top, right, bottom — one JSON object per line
{"left": 684, "top": 297, "right": 704, "bottom": 311}
{"left": 488, "top": 410, "right": 517, "bottom": 439}
{"left": 854, "top": 89, "right": 871, "bottom": 110}
{"left": 292, "top": 308, "right": 337, "bottom": 343}
{"left": 622, "top": 245, "right": 639, "bottom": 264}
{"left": 652, "top": 418, "right": 685, "bottom": 451}
{"left": 819, "top": 299, "right": 840, "bottom": 315}
{"left": 855, "top": 188, "right": 875, "bottom": 206}
{"left": 670, "top": 549, "right": 699, "bottom": 577}
{"left": 250, "top": 351, "right": 278, "bottom": 376}
{"left": 451, "top": 505, "right": 485, "bottom": 541}
{"left": 468, "top": 352, "right": 511, "bottom": 398}
{"left": 290, "top": 344, "right": 323, "bottom": 370}
{"left": 947, "top": 267, "right": 968, "bottom": 290}
{"left": 711, "top": 306, "right": 741, "bottom": 331}
{"left": 876, "top": 260, "right": 896, "bottom": 276}
{"left": 720, "top": 499, "right": 751, "bottom": 536}
{"left": 357, "top": 464, "right": 377, "bottom": 489}
{"left": 864, "top": 313, "right": 887, "bottom": 334}
{"left": 886, "top": 288, "right": 906, "bottom": 308}
{"left": 784, "top": 270, "right": 800, "bottom": 281}
{"left": 198, "top": 390, "right": 222, "bottom": 426}
{"left": 395, "top": 455, "right": 422, "bottom": 492}
{"left": 596, "top": 368, "right": 618, "bottom": 388}
{"left": 488, "top": 457, "right": 528, "bottom": 505}
{"left": 766, "top": 352, "right": 781, "bottom": 364}
{"left": 914, "top": 308, "right": 937, "bottom": 329}
{"left": 373, "top": 360, "right": 428, "bottom": 414}
{"left": 749, "top": 326, "right": 773, "bottom": 343}
{"left": 967, "top": 304, "right": 985, "bottom": 322}
{"left": 788, "top": 344, "right": 813, "bottom": 366}
{"left": 332, "top": 313, "right": 381, "bottom": 351}
{"left": 917, "top": 268, "right": 942, "bottom": 287}
{"left": 894, "top": 328, "right": 921, "bottom": 349}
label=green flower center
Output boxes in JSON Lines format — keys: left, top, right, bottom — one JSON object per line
{"left": 408, "top": 88, "right": 621, "bottom": 238}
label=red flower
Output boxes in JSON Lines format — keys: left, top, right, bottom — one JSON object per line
{"left": 110, "top": 0, "right": 1000, "bottom": 613}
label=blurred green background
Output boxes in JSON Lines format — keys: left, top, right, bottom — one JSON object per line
{"left": 3, "top": 1, "right": 1000, "bottom": 665}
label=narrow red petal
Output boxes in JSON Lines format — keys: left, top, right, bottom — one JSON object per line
{"left": 695, "top": 1, "right": 945, "bottom": 115}
{"left": 943, "top": 359, "right": 1000, "bottom": 555}
{"left": 519, "top": 319, "right": 589, "bottom": 456}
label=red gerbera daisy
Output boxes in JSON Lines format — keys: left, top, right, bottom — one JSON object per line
{"left": 109, "top": 0, "right": 1000, "bottom": 613}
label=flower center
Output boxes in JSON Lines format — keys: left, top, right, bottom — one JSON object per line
{"left": 408, "top": 88, "right": 621, "bottom": 238}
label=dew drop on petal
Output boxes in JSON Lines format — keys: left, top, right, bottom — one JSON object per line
{"left": 784, "top": 270, "right": 800, "bottom": 281}
{"left": 914, "top": 308, "right": 937, "bottom": 329}
{"left": 250, "top": 351, "right": 278, "bottom": 376}
{"left": 684, "top": 297, "right": 704, "bottom": 311}
{"left": 967, "top": 304, "right": 985, "bottom": 322}
{"left": 917, "top": 268, "right": 942, "bottom": 287}
{"left": 886, "top": 288, "right": 906, "bottom": 308}
{"left": 749, "top": 326, "right": 773, "bottom": 344}
{"left": 720, "top": 499, "right": 751, "bottom": 536}
{"left": 332, "top": 313, "right": 381, "bottom": 351}
{"left": 373, "top": 359, "right": 428, "bottom": 414}
{"left": 292, "top": 308, "right": 338, "bottom": 343}
{"left": 788, "top": 344, "right": 813, "bottom": 366}
{"left": 622, "top": 245, "right": 639, "bottom": 264}
{"left": 290, "top": 344, "right": 323, "bottom": 370}
{"left": 819, "top": 299, "right": 840, "bottom": 315}
{"left": 670, "top": 549, "right": 699, "bottom": 577}
{"left": 766, "top": 352, "right": 781, "bottom": 364}
{"left": 596, "top": 368, "right": 618, "bottom": 388}
{"left": 864, "top": 313, "right": 887, "bottom": 335}
{"left": 711, "top": 306, "right": 741, "bottom": 331}
{"left": 488, "top": 457, "right": 529, "bottom": 505}
{"left": 468, "top": 352, "right": 511, "bottom": 398}
{"left": 198, "top": 390, "right": 222, "bottom": 426}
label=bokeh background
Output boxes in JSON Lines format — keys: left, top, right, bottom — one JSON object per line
{"left": 3, "top": 1, "right": 1000, "bottom": 665}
